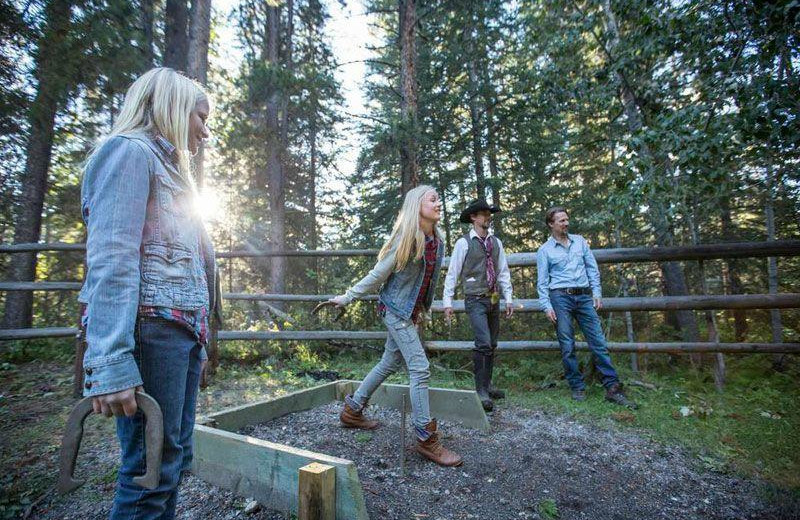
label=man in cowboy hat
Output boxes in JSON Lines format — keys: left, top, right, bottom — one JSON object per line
{"left": 443, "top": 199, "right": 514, "bottom": 411}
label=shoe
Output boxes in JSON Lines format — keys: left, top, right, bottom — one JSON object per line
{"left": 486, "top": 354, "right": 506, "bottom": 400}
{"left": 414, "top": 419, "right": 463, "bottom": 467}
{"left": 473, "top": 352, "right": 494, "bottom": 412}
{"left": 339, "top": 398, "right": 379, "bottom": 429}
{"left": 571, "top": 389, "right": 586, "bottom": 402}
{"left": 605, "top": 383, "right": 638, "bottom": 409}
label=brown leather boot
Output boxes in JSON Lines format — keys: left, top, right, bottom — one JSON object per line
{"left": 339, "top": 401, "right": 379, "bottom": 430}
{"left": 414, "top": 419, "right": 463, "bottom": 467}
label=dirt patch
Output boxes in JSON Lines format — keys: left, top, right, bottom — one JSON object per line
{"left": 238, "top": 402, "right": 799, "bottom": 520}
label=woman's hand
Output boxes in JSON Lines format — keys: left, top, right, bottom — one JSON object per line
{"left": 92, "top": 385, "right": 144, "bottom": 418}
{"left": 328, "top": 295, "right": 348, "bottom": 307}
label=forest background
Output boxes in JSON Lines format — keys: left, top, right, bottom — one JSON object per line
{"left": 1, "top": 0, "right": 799, "bottom": 513}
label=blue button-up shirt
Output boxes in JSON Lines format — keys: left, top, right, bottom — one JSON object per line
{"left": 536, "top": 234, "right": 601, "bottom": 312}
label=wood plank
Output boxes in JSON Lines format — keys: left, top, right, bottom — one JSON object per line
{"left": 208, "top": 382, "right": 340, "bottom": 431}
{"left": 0, "top": 327, "right": 78, "bottom": 340}
{"left": 216, "top": 330, "right": 387, "bottom": 341}
{"left": 0, "top": 282, "right": 82, "bottom": 291}
{"left": 336, "top": 381, "right": 490, "bottom": 432}
{"left": 430, "top": 294, "right": 800, "bottom": 312}
{"left": 298, "top": 463, "right": 335, "bottom": 520}
{"left": 424, "top": 340, "right": 800, "bottom": 354}
{"left": 4, "top": 239, "right": 800, "bottom": 263}
{"left": 192, "top": 425, "right": 368, "bottom": 520}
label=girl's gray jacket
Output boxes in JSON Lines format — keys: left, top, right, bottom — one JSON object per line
{"left": 77, "top": 133, "right": 216, "bottom": 397}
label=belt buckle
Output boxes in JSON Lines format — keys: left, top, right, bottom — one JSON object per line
{"left": 565, "top": 288, "right": 575, "bottom": 295}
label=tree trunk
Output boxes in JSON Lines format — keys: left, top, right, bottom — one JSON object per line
{"left": 615, "top": 226, "right": 638, "bottom": 372}
{"left": 398, "top": 0, "right": 418, "bottom": 195}
{"left": 766, "top": 167, "right": 784, "bottom": 369}
{"left": 478, "top": 12, "right": 503, "bottom": 237}
{"left": 309, "top": 103, "right": 319, "bottom": 293}
{"left": 264, "top": 4, "right": 285, "bottom": 299}
{"left": 187, "top": 0, "right": 211, "bottom": 187}
{"left": 2, "top": 0, "right": 74, "bottom": 330}
{"left": 720, "top": 196, "right": 747, "bottom": 340}
{"left": 689, "top": 202, "right": 725, "bottom": 390}
{"left": 141, "top": 0, "right": 156, "bottom": 67}
{"left": 600, "top": 0, "right": 700, "bottom": 351}
{"left": 436, "top": 162, "right": 451, "bottom": 253}
{"left": 485, "top": 101, "right": 503, "bottom": 237}
{"left": 466, "top": 44, "right": 486, "bottom": 199}
{"left": 187, "top": 0, "right": 211, "bottom": 83}
{"left": 164, "top": 0, "right": 189, "bottom": 71}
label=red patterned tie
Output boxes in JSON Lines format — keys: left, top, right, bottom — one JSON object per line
{"left": 478, "top": 236, "right": 496, "bottom": 292}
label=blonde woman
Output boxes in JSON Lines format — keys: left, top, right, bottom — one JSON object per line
{"left": 327, "top": 185, "right": 463, "bottom": 467}
{"left": 77, "top": 67, "right": 216, "bottom": 518}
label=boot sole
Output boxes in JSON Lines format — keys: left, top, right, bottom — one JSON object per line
{"left": 340, "top": 421, "right": 379, "bottom": 430}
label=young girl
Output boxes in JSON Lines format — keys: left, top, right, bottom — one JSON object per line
{"left": 328, "top": 185, "right": 462, "bottom": 467}
{"left": 78, "top": 67, "right": 215, "bottom": 518}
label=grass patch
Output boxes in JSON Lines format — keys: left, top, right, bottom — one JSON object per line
{"left": 537, "top": 498, "right": 560, "bottom": 519}
{"left": 354, "top": 432, "right": 373, "bottom": 443}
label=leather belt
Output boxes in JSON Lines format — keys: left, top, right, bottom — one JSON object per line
{"left": 552, "top": 287, "right": 592, "bottom": 295}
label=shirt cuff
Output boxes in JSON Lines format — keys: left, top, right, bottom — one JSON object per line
{"left": 82, "top": 354, "right": 143, "bottom": 397}
{"left": 443, "top": 296, "right": 453, "bottom": 308}
{"left": 592, "top": 289, "right": 602, "bottom": 298}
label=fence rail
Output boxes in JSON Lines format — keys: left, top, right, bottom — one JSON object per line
{"left": 2, "top": 239, "right": 799, "bottom": 264}
{"left": 3, "top": 327, "right": 799, "bottom": 355}
{"left": 2, "top": 240, "right": 799, "bottom": 357}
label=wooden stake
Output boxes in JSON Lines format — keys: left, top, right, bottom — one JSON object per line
{"left": 400, "top": 393, "right": 406, "bottom": 477}
{"left": 298, "top": 462, "right": 335, "bottom": 520}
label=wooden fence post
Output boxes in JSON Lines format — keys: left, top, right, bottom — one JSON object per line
{"left": 298, "top": 462, "right": 335, "bottom": 520}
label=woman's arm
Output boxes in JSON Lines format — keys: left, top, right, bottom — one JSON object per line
{"left": 335, "top": 242, "right": 398, "bottom": 305}
{"left": 81, "top": 137, "right": 151, "bottom": 400}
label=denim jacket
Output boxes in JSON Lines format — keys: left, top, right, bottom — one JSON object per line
{"left": 342, "top": 237, "right": 444, "bottom": 321}
{"left": 77, "top": 133, "right": 217, "bottom": 397}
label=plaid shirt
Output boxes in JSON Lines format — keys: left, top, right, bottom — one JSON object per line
{"left": 80, "top": 304, "right": 209, "bottom": 345}
{"left": 379, "top": 235, "right": 438, "bottom": 324}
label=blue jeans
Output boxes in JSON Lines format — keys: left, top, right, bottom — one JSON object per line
{"left": 550, "top": 292, "right": 619, "bottom": 391}
{"left": 110, "top": 317, "right": 203, "bottom": 520}
{"left": 352, "top": 310, "right": 432, "bottom": 436}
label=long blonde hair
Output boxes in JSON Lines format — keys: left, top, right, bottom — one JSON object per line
{"left": 90, "top": 67, "right": 209, "bottom": 184}
{"left": 378, "top": 185, "right": 443, "bottom": 271}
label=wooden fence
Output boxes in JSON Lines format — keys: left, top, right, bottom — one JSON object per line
{"left": 1, "top": 240, "right": 799, "bottom": 356}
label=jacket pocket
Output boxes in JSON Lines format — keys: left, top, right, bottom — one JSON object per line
{"left": 141, "top": 243, "right": 193, "bottom": 285}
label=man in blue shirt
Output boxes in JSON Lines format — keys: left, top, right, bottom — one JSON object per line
{"left": 536, "top": 206, "right": 636, "bottom": 408}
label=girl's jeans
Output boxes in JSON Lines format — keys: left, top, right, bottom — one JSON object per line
{"left": 352, "top": 310, "right": 432, "bottom": 434}
{"left": 110, "top": 317, "right": 203, "bottom": 520}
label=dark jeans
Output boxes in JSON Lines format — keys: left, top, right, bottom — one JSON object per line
{"left": 550, "top": 291, "right": 619, "bottom": 391}
{"left": 110, "top": 317, "right": 203, "bottom": 520}
{"left": 465, "top": 295, "right": 500, "bottom": 355}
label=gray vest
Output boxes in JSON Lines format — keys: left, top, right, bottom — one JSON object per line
{"left": 460, "top": 233, "right": 501, "bottom": 295}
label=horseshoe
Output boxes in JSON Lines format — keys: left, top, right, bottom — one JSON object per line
{"left": 312, "top": 300, "right": 346, "bottom": 322}
{"left": 57, "top": 391, "right": 163, "bottom": 494}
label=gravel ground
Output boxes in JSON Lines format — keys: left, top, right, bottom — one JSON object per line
{"left": 30, "top": 402, "right": 800, "bottom": 520}
{"left": 238, "top": 403, "right": 799, "bottom": 520}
